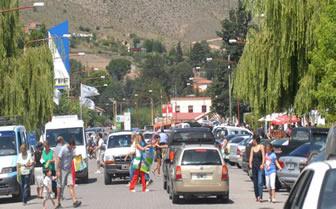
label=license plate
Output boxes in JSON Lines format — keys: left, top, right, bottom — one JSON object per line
{"left": 192, "top": 173, "right": 211, "bottom": 180}
{"left": 287, "top": 163, "right": 295, "bottom": 170}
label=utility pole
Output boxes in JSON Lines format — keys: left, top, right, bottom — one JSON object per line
{"left": 228, "top": 55, "right": 232, "bottom": 125}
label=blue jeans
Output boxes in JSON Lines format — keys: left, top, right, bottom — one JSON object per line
{"left": 252, "top": 166, "right": 263, "bottom": 199}
{"left": 129, "top": 159, "right": 134, "bottom": 180}
{"left": 21, "top": 174, "right": 30, "bottom": 203}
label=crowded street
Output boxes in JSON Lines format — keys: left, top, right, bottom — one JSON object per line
{"left": 0, "top": 159, "right": 287, "bottom": 209}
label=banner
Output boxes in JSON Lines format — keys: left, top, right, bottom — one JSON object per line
{"left": 48, "top": 20, "right": 70, "bottom": 89}
{"left": 162, "top": 104, "right": 172, "bottom": 117}
{"left": 80, "top": 84, "right": 99, "bottom": 97}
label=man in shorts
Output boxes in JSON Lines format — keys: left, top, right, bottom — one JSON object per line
{"left": 56, "top": 139, "right": 81, "bottom": 208}
{"left": 54, "top": 136, "right": 64, "bottom": 208}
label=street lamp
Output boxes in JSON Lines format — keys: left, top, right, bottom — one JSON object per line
{"left": 0, "top": 2, "right": 45, "bottom": 13}
{"left": 148, "top": 90, "right": 154, "bottom": 126}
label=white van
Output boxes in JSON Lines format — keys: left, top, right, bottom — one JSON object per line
{"left": 44, "top": 115, "right": 88, "bottom": 182}
{"left": 0, "top": 125, "right": 31, "bottom": 200}
{"left": 212, "top": 125, "right": 253, "bottom": 139}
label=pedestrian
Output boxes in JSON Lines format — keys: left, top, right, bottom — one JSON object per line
{"left": 16, "top": 144, "right": 33, "bottom": 205}
{"left": 56, "top": 139, "right": 82, "bottom": 208}
{"left": 34, "top": 142, "right": 44, "bottom": 199}
{"left": 42, "top": 169, "right": 56, "bottom": 209}
{"left": 95, "top": 132, "right": 105, "bottom": 174}
{"left": 54, "top": 136, "right": 64, "bottom": 209}
{"left": 129, "top": 134, "right": 148, "bottom": 192}
{"left": 249, "top": 135, "right": 265, "bottom": 202}
{"left": 153, "top": 129, "right": 168, "bottom": 176}
{"left": 42, "top": 141, "right": 56, "bottom": 195}
{"left": 264, "top": 143, "right": 282, "bottom": 203}
{"left": 124, "top": 134, "right": 137, "bottom": 186}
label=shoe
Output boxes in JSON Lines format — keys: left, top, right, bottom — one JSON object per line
{"left": 272, "top": 198, "right": 276, "bottom": 203}
{"left": 268, "top": 198, "right": 271, "bottom": 202}
{"left": 130, "top": 189, "right": 136, "bottom": 192}
{"left": 146, "top": 179, "right": 153, "bottom": 187}
{"left": 73, "top": 200, "right": 82, "bottom": 208}
{"left": 55, "top": 203, "right": 62, "bottom": 209}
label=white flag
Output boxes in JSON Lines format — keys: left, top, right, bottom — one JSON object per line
{"left": 81, "top": 84, "right": 99, "bottom": 98}
{"left": 53, "top": 89, "right": 62, "bottom": 105}
{"left": 80, "top": 97, "right": 96, "bottom": 110}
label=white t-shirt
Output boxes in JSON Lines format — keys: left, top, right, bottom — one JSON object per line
{"left": 98, "top": 138, "right": 104, "bottom": 149}
{"left": 17, "top": 153, "right": 32, "bottom": 175}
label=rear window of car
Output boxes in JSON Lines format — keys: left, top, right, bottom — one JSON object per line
{"left": 289, "top": 143, "right": 324, "bottom": 157}
{"left": 292, "top": 130, "right": 310, "bottom": 141}
{"left": 318, "top": 169, "right": 336, "bottom": 209}
{"left": 171, "top": 131, "right": 214, "bottom": 145}
{"left": 181, "top": 149, "right": 222, "bottom": 166}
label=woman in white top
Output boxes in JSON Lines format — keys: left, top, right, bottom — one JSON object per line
{"left": 17, "top": 144, "right": 33, "bottom": 205}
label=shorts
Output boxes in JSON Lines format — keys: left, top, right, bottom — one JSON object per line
{"left": 34, "top": 167, "right": 44, "bottom": 187}
{"left": 265, "top": 172, "right": 276, "bottom": 190}
{"left": 61, "top": 170, "right": 74, "bottom": 187}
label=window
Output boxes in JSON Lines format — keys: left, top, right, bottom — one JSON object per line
{"left": 202, "top": 105, "right": 207, "bottom": 113}
{"left": 46, "top": 128, "right": 84, "bottom": 147}
{"left": 284, "top": 170, "right": 314, "bottom": 209}
{"left": 108, "top": 135, "right": 132, "bottom": 148}
{"left": 318, "top": 169, "right": 336, "bottom": 209}
{"left": 181, "top": 149, "right": 222, "bottom": 166}
{"left": 0, "top": 131, "right": 17, "bottom": 156}
{"left": 188, "top": 105, "right": 193, "bottom": 113}
{"left": 175, "top": 105, "right": 180, "bottom": 113}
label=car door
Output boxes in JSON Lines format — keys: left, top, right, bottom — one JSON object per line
{"left": 284, "top": 169, "right": 315, "bottom": 209}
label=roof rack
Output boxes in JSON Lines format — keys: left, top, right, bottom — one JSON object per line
{"left": 0, "top": 116, "right": 22, "bottom": 126}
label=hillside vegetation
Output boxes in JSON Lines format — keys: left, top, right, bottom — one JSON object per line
{"left": 22, "top": 0, "right": 237, "bottom": 43}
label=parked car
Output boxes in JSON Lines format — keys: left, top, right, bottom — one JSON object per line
{"left": 308, "top": 125, "right": 336, "bottom": 164}
{"left": 275, "top": 127, "right": 329, "bottom": 156}
{"left": 167, "top": 145, "right": 229, "bottom": 203}
{"left": 162, "top": 128, "right": 215, "bottom": 191}
{"left": 103, "top": 132, "right": 133, "bottom": 185}
{"left": 229, "top": 136, "right": 253, "bottom": 168}
{"left": 212, "top": 125, "right": 252, "bottom": 140}
{"left": 278, "top": 142, "right": 325, "bottom": 189}
{"left": 284, "top": 160, "right": 336, "bottom": 209}
{"left": 0, "top": 125, "right": 32, "bottom": 200}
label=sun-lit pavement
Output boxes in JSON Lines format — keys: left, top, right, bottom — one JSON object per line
{"left": 0, "top": 159, "right": 288, "bottom": 209}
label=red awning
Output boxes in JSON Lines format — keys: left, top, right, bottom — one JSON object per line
{"left": 271, "top": 115, "right": 300, "bottom": 125}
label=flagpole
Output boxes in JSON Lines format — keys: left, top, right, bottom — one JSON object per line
{"left": 80, "top": 83, "right": 83, "bottom": 120}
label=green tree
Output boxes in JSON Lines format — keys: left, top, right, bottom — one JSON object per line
{"left": 190, "top": 42, "right": 207, "bottom": 66}
{"left": 176, "top": 41, "right": 183, "bottom": 63}
{"left": 106, "top": 58, "right": 131, "bottom": 80}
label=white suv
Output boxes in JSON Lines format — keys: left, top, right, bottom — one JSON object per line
{"left": 103, "top": 132, "right": 133, "bottom": 185}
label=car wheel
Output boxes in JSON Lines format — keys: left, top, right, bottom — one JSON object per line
{"left": 217, "top": 193, "right": 229, "bottom": 203}
{"left": 171, "top": 192, "right": 179, "bottom": 204}
{"left": 228, "top": 161, "right": 235, "bottom": 166}
{"left": 12, "top": 187, "right": 21, "bottom": 202}
{"left": 163, "top": 180, "right": 167, "bottom": 190}
{"left": 104, "top": 173, "right": 111, "bottom": 185}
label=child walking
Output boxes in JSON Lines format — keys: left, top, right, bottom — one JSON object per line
{"left": 43, "top": 169, "right": 55, "bottom": 209}
{"left": 264, "top": 144, "right": 282, "bottom": 203}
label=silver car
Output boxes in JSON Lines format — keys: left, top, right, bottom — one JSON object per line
{"left": 277, "top": 142, "right": 324, "bottom": 189}
{"left": 228, "top": 135, "right": 251, "bottom": 167}
{"left": 167, "top": 145, "right": 229, "bottom": 203}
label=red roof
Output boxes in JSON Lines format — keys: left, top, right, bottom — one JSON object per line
{"left": 172, "top": 112, "right": 205, "bottom": 121}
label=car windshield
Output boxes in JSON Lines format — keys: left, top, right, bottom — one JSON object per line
{"left": 289, "top": 143, "right": 324, "bottom": 157}
{"left": 230, "top": 137, "right": 245, "bottom": 144}
{"left": 144, "top": 133, "right": 153, "bottom": 140}
{"left": 312, "top": 132, "right": 328, "bottom": 143}
{"left": 272, "top": 139, "right": 288, "bottom": 146}
{"left": 46, "top": 128, "right": 84, "bottom": 147}
{"left": 0, "top": 131, "right": 17, "bottom": 156}
{"left": 319, "top": 169, "right": 336, "bottom": 209}
{"left": 108, "top": 135, "right": 132, "bottom": 148}
{"left": 172, "top": 131, "right": 214, "bottom": 145}
{"left": 181, "top": 149, "right": 222, "bottom": 166}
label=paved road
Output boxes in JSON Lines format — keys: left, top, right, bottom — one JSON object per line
{"left": 0, "top": 159, "right": 288, "bottom": 209}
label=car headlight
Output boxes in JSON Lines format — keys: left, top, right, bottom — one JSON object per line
{"left": 1, "top": 167, "right": 16, "bottom": 174}
{"left": 104, "top": 155, "right": 114, "bottom": 162}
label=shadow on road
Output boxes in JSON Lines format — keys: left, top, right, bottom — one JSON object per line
{"left": 175, "top": 197, "right": 234, "bottom": 205}
{"left": 0, "top": 194, "right": 38, "bottom": 204}
{"left": 77, "top": 177, "right": 97, "bottom": 185}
